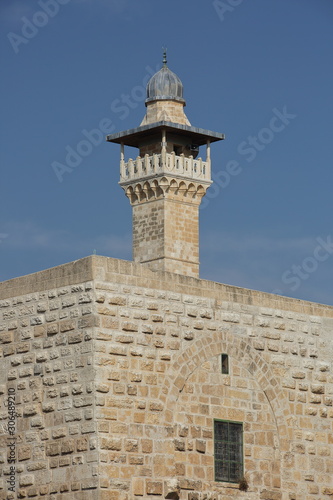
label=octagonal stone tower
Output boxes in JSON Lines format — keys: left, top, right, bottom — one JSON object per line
{"left": 107, "top": 53, "right": 224, "bottom": 277}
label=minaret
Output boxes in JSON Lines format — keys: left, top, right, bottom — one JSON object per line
{"left": 107, "top": 52, "right": 224, "bottom": 278}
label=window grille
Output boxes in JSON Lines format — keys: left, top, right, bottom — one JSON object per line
{"left": 214, "top": 420, "right": 243, "bottom": 482}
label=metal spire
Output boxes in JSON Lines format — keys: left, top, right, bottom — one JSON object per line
{"left": 162, "top": 47, "right": 167, "bottom": 67}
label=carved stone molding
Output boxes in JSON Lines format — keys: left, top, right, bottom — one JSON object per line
{"left": 121, "top": 176, "right": 211, "bottom": 206}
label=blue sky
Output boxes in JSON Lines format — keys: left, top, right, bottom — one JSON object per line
{"left": 1, "top": 0, "right": 332, "bottom": 305}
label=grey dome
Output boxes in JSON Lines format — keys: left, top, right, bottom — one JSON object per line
{"left": 146, "top": 64, "right": 185, "bottom": 104}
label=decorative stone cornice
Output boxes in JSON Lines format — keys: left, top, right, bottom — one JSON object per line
{"left": 121, "top": 176, "right": 211, "bottom": 206}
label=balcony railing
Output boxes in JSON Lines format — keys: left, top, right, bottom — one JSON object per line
{"left": 120, "top": 152, "right": 211, "bottom": 183}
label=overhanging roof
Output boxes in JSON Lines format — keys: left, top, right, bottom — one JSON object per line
{"left": 106, "top": 121, "right": 225, "bottom": 147}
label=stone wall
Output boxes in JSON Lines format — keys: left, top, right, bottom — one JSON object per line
{"left": 0, "top": 275, "right": 99, "bottom": 500}
{"left": 0, "top": 256, "right": 332, "bottom": 500}
{"left": 140, "top": 101, "right": 190, "bottom": 127}
{"left": 132, "top": 196, "right": 200, "bottom": 277}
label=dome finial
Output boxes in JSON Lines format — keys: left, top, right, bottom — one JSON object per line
{"left": 162, "top": 47, "right": 167, "bottom": 67}
{"left": 145, "top": 51, "right": 185, "bottom": 104}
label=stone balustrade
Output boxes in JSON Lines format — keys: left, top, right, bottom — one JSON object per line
{"left": 120, "top": 152, "right": 211, "bottom": 183}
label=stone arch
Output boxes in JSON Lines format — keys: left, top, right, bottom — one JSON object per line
{"left": 169, "top": 178, "right": 179, "bottom": 195}
{"left": 125, "top": 185, "right": 137, "bottom": 204}
{"left": 177, "top": 180, "right": 187, "bottom": 195}
{"left": 157, "top": 176, "right": 171, "bottom": 196}
{"left": 196, "top": 184, "right": 206, "bottom": 199}
{"left": 186, "top": 182, "right": 196, "bottom": 198}
{"left": 172, "top": 348, "right": 282, "bottom": 495}
{"left": 134, "top": 183, "right": 146, "bottom": 202}
{"left": 151, "top": 179, "right": 163, "bottom": 198}
{"left": 143, "top": 181, "right": 154, "bottom": 200}
{"left": 159, "top": 328, "right": 290, "bottom": 451}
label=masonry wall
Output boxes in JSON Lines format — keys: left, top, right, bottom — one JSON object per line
{"left": 132, "top": 198, "right": 199, "bottom": 277}
{"left": 140, "top": 101, "right": 190, "bottom": 126}
{"left": 0, "top": 261, "right": 100, "bottom": 500}
{"left": 0, "top": 256, "right": 333, "bottom": 500}
{"left": 92, "top": 258, "right": 333, "bottom": 500}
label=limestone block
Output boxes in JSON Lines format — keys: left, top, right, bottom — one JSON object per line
{"left": 133, "top": 477, "right": 144, "bottom": 496}
{"left": 146, "top": 480, "right": 163, "bottom": 495}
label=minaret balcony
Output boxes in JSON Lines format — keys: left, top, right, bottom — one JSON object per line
{"left": 120, "top": 152, "right": 211, "bottom": 184}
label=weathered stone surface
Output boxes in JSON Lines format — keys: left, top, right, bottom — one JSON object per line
{"left": 0, "top": 255, "right": 332, "bottom": 500}
{"left": 146, "top": 480, "right": 163, "bottom": 495}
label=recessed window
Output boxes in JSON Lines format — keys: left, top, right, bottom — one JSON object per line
{"left": 214, "top": 420, "right": 243, "bottom": 483}
{"left": 221, "top": 354, "right": 229, "bottom": 374}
